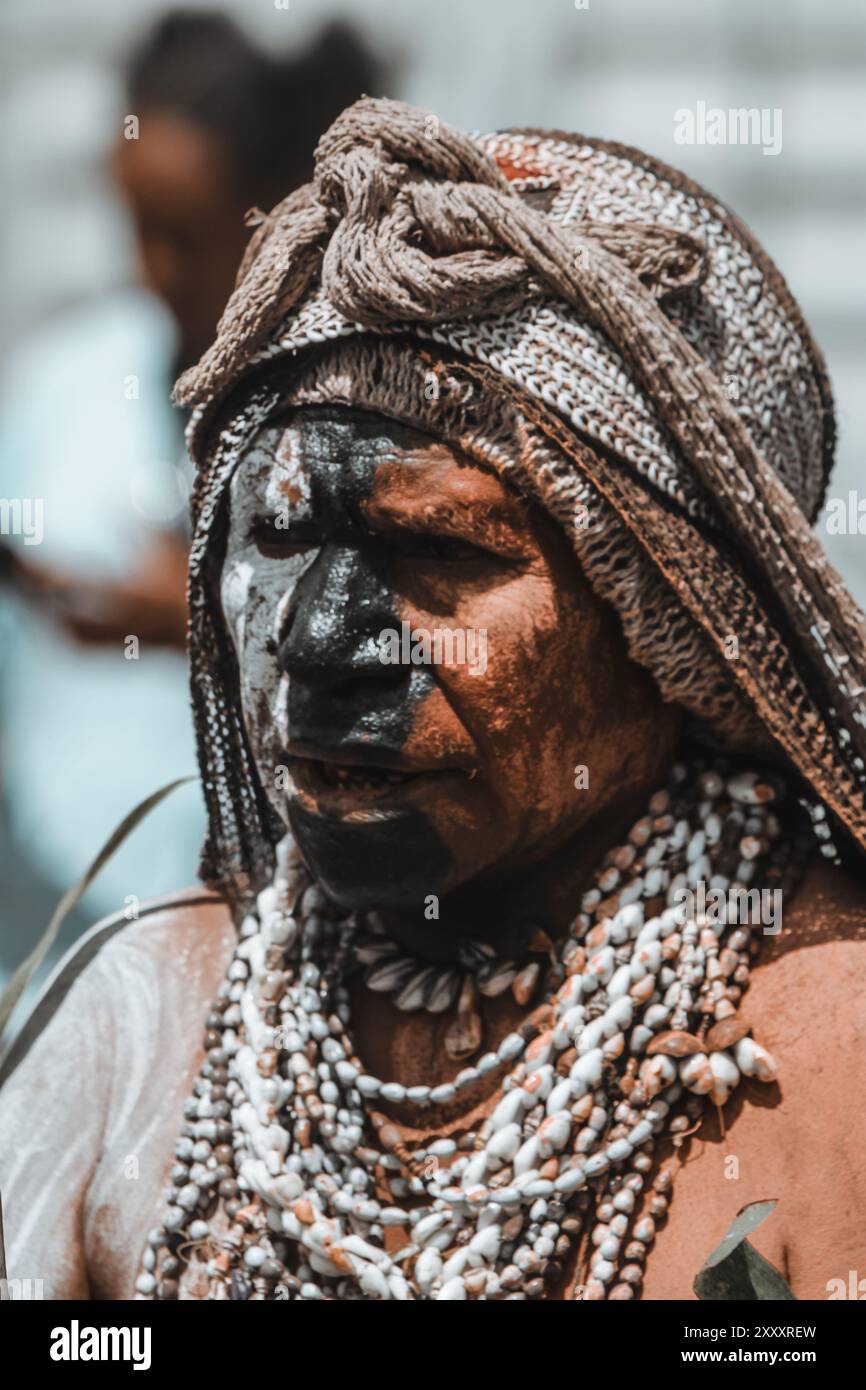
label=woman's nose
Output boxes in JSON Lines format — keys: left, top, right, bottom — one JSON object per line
{"left": 276, "top": 544, "right": 426, "bottom": 729}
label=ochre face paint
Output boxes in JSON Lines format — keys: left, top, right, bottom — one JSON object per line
{"left": 221, "top": 404, "right": 679, "bottom": 931}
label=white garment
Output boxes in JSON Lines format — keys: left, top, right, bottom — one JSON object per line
{"left": 0, "top": 897, "right": 234, "bottom": 1298}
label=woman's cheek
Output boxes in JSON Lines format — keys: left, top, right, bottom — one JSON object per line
{"left": 462, "top": 574, "right": 560, "bottom": 705}
{"left": 220, "top": 556, "right": 255, "bottom": 661}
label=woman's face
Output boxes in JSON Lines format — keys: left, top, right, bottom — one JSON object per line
{"left": 221, "top": 405, "right": 673, "bottom": 912}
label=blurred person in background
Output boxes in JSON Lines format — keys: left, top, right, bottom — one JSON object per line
{"left": 0, "top": 10, "right": 388, "bottom": 1000}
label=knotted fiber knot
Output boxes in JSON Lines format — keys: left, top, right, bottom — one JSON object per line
{"left": 176, "top": 97, "right": 707, "bottom": 408}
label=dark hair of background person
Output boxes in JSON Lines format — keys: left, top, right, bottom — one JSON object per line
{"left": 127, "top": 10, "right": 389, "bottom": 207}
{"left": 116, "top": 11, "right": 391, "bottom": 369}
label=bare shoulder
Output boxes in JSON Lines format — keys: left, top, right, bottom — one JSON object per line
{"left": 742, "top": 855, "right": 866, "bottom": 1295}
{"left": 748, "top": 855, "right": 866, "bottom": 1044}
{"left": 645, "top": 856, "right": 866, "bottom": 1300}
{"left": 775, "top": 852, "right": 866, "bottom": 941}
{"left": 76, "top": 886, "right": 238, "bottom": 1036}
{"left": 97, "top": 886, "right": 237, "bottom": 968}
{"left": 60, "top": 885, "right": 238, "bottom": 1016}
{"left": 0, "top": 887, "right": 236, "bottom": 1091}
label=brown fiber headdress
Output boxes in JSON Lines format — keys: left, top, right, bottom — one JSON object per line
{"left": 177, "top": 97, "right": 866, "bottom": 902}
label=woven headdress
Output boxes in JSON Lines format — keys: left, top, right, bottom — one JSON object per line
{"left": 177, "top": 97, "right": 866, "bottom": 903}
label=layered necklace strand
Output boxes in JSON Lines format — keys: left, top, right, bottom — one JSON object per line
{"left": 139, "top": 756, "right": 803, "bottom": 1301}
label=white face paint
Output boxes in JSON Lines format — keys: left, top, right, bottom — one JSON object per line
{"left": 220, "top": 421, "right": 316, "bottom": 826}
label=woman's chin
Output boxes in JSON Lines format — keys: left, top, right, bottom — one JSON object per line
{"left": 287, "top": 794, "right": 460, "bottom": 913}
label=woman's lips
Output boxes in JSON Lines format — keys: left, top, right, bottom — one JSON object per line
{"left": 286, "top": 753, "right": 471, "bottom": 812}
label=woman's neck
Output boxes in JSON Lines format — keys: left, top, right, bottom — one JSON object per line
{"left": 372, "top": 774, "right": 664, "bottom": 964}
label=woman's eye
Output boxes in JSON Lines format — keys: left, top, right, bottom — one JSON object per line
{"left": 248, "top": 519, "right": 499, "bottom": 566}
{"left": 392, "top": 533, "right": 487, "bottom": 563}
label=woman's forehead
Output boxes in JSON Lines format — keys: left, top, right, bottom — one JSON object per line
{"left": 231, "top": 406, "right": 519, "bottom": 517}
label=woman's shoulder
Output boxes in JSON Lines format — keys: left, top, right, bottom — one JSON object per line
{"left": 744, "top": 852, "right": 866, "bottom": 1149}
{"left": 747, "top": 854, "right": 866, "bottom": 1035}
{"left": 782, "top": 852, "right": 866, "bottom": 929}
{"left": 730, "top": 855, "right": 866, "bottom": 1295}
{"left": 99, "top": 887, "right": 237, "bottom": 975}
{"left": 0, "top": 888, "right": 236, "bottom": 1299}
{"left": 757, "top": 853, "right": 866, "bottom": 979}
{"left": 0, "top": 887, "right": 235, "bottom": 1092}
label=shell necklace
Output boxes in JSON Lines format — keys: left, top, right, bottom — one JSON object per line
{"left": 139, "top": 756, "right": 805, "bottom": 1301}
{"left": 353, "top": 917, "right": 556, "bottom": 1061}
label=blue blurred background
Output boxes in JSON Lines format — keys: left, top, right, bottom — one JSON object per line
{"left": 1, "top": 0, "right": 864, "bottom": 1025}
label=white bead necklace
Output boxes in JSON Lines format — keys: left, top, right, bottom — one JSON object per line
{"left": 140, "top": 757, "right": 804, "bottom": 1301}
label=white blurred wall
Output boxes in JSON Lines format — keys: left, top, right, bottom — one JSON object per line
{"left": 2, "top": 0, "right": 864, "bottom": 594}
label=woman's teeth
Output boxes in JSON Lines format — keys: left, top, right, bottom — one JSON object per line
{"left": 318, "top": 762, "right": 415, "bottom": 790}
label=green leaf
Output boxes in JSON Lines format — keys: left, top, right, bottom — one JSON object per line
{"left": 694, "top": 1199, "right": 796, "bottom": 1300}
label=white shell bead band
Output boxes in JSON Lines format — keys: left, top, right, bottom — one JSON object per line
{"left": 139, "top": 757, "right": 805, "bottom": 1301}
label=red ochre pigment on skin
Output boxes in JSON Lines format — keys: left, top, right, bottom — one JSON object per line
{"left": 365, "top": 443, "right": 678, "bottom": 903}
{"left": 212, "top": 404, "right": 687, "bottom": 1284}
{"left": 221, "top": 403, "right": 680, "bottom": 951}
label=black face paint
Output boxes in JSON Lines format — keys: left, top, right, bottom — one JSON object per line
{"left": 288, "top": 797, "right": 453, "bottom": 912}
{"left": 272, "top": 406, "right": 455, "bottom": 908}
{"left": 279, "top": 409, "right": 433, "bottom": 753}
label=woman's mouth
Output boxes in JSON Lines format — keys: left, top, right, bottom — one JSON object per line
{"left": 286, "top": 753, "right": 470, "bottom": 811}
{"left": 317, "top": 761, "right": 419, "bottom": 791}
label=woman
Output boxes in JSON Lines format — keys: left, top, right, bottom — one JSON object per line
{"left": 2, "top": 99, "right": 865, "bottom": 1301}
